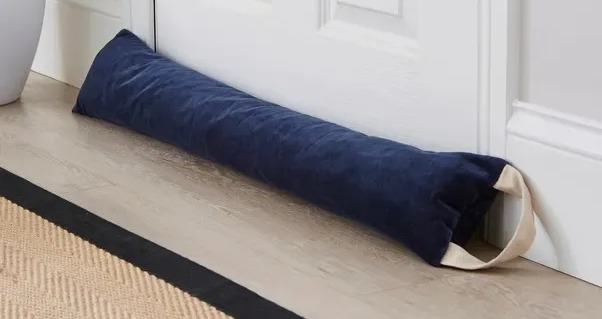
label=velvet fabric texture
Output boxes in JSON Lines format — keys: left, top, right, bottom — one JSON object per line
{"left": 74, "top": 29, "right": 508, "bottom": 266}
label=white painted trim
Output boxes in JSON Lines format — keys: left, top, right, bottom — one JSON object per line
{"left": 508, "top": 101, "right": 602, "bottom": 161}
{"left": 476, "top": 0, "right": 491, "bottom": 155}
{"left": 32, "top": 0, "right": 155, "bottom": 88}
{"left": 487, "top": 0, "right": 521, "bottom": 158}
{"left": 482, "top": 0, "right": 521, "bottom": 241}
{"left": 492, "top": 100, "right": 602, "bottom": 286}
{"left": 65, "top": 0, "right": 122, "bottom": 18}
{"left": 130, "top": 0, "right": 155, "bottom": 50}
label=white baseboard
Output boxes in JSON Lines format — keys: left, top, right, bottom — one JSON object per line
{"left": 487, "top": 101, "right": 602, "bottom": 287}
{"left": 508, "top": 101, "right": 602, "bottom": 160}
{"left": 32, "top": 0, "right": 154, "bottom": 88}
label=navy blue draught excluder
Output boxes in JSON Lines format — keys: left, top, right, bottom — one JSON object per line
{"left": 74, "top": 30, "right": 536, "bottom": 269}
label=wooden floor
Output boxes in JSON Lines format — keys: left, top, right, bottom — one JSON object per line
{"left": 1, "top": 73, "right": 600, "bottom": 319}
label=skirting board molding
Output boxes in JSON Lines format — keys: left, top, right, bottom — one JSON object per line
{"left": 508, "top": 101, "right": 602, "bottom": 161}
{"left": 488, "top": 101, "right": 602, "bottom": 287}
{"left": 32, "top": 0, "right": 154, "bottom": 88}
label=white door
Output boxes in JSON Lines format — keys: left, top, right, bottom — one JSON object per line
{"left": 32, "top": 0, "right": 154, "bottom": 88}
{"left": 155, "top": 0, "right": 485, "bottom": 153}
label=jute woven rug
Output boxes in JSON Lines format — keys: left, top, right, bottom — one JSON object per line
{"left": 0, "top": 197, "right": 231, "bottom": 319}
{"left": 0, "top": 168, "right": 301, "bottom": 319}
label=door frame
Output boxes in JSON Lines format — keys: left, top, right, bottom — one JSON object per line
{"left": 483, "top": 0, "right": 521, "bottom": 159}
{"left": 477, "top": 0, "right": 520, "bottom": 242}
{"left": 130, "top": 0, "right": 156, "bottom": 50}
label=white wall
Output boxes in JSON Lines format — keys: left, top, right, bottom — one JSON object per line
{"left": 521, "top": 0, "right": 602, "bottom": 120}
{"left": 488, "top": 0, "right": 602, "bottom": 286}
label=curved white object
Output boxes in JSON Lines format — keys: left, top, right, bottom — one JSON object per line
{"left": 0, "top": 0, "right": 46, "bottom": 105}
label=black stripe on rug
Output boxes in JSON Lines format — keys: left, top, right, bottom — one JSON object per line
{"left": 0, "top": 167, "right": 303, "bottom": 319}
